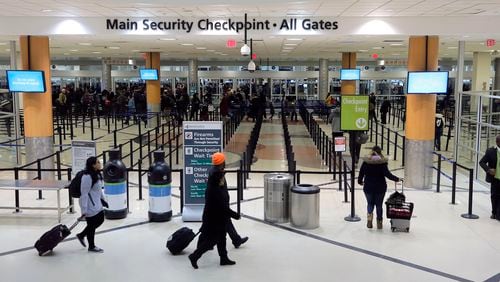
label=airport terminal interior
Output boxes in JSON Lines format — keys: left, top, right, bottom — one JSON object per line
{"left": 0, "top": 1, "right": 500, "bottom": 281}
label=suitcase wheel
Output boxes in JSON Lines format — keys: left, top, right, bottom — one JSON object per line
{"left": 391, "top": 227, "right": 396, "bottom": 232}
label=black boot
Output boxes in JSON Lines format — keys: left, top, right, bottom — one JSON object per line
{"left": 220, "top": 256, "right": 236, "bottom": 266}
{"left": 233, "top": 237, "right": 249, "bottom": 248}
{"left": 188, "top": 254, "right": 199, "bottom": 269}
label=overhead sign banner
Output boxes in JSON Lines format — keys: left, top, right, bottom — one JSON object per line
{"left": 341, "top": 96, "right": 369, "bottom": 131}
{"left": 182, "top": 121, "right": 223, "bottom": 222}
{"left": 71, "top": 140, "right": 96, "bottom": 177}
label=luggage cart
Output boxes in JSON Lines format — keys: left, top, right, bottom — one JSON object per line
{"left": 386, "top": 182, "right": 414, "bottom": 232}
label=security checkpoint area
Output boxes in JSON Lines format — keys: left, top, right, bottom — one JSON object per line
{"left": 0, "top": 1, "right": 500, "bottom": 282}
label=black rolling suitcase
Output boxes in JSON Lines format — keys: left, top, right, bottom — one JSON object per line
{"left": 34, "top": 220, "right": 80, "bottom": 256}
{"left": 386, "top": 182, "right": 414, "bottom": 232}
{"left": 166, "top": 227, "right": 200, "bottom": 255}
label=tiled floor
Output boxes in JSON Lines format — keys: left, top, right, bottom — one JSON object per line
{"left": 0, "top": 115, "right": 499, "bottom": 282}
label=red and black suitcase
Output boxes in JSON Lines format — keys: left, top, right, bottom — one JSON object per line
{"left": 386, "top": 182, "right": 414, "bottom": 232}
{"left": 166, "top": 227, "right": 200, "bottom": 255}
{"left": 34, "top": 221, "right": 80, "bottom": 256}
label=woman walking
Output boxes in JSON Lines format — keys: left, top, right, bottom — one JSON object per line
{"left": 76, "top": 157, "right": 108, "bottom": 253}
{"left": 358, "top": 146, "right": 401, "bottom": 229}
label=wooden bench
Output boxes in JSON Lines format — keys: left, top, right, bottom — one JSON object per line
{"left": 0, "top": 179, "right": 72, "bottom": 222}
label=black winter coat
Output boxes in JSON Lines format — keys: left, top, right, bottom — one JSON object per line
{"left": 358, "top": 157, "right": 400, "bottom": 194}
{"left": 201, "top": 167, "right": 239, "bottom": 234}
{"left": 479, "top": 147, "right": 498, "bottom": 183}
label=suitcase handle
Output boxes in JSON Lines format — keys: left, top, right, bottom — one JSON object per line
{"left": 394, "top": 180, "right": 404, "bottom": 193}
{"left": 68, "top": 220, "right": 80, "bottom": 231}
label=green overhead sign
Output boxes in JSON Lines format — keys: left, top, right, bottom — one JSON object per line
{"left": 341, "top": 96, "right": 369, "bottom": 131}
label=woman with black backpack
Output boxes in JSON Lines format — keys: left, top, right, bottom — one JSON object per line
{"left": 76, "top": 157, "right": 108, "bottom": 253}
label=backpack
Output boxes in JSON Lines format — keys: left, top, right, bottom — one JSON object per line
{"left": 68, "top": 170, "right": 86, "bottom": 198}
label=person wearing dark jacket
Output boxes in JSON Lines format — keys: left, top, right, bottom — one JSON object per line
{"left": 358, "top": 146, "right": 401, "bottom": 229}
{"left": 189, "top": 152, "right": 241, "bottom": 269}
{"left": 479, "top": 134, "right": 500, "bottom": 220}
{"left": 189, "top": 93, "right": 201, "bottom": 120}
{"left": 380, "top": 98, "right": 391, "bottom": 124}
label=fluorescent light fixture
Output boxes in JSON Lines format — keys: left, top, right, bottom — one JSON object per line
{"left": 221, "top": 53, "right": 228, "bottom": 56}
{"left": 92, "top": 51, "right": 101, "bottom": 54}
{"left": 78, "top": 42, "right": 92, "bottom": 46}
{"left": 358, "top": 49, "right": 368, "bottom": 52}
{"left": 356, "top": 20, "right": 396, "bottom": 35}
{"left": 390, "top": 43, "right": 403, "bottom": 46}
{"left": 70, "top": 49, "right": 78, "bottom": 52}
{"left": 41, "top": 9, "right": 53, "bottom": 12}
{"left": 159, "top": 38, "right": 176, "bottom": 41}
{"left": 287, "top": 38, "right": 303, "bottom": 41}
{"left": 196, "top": 47, "right": 207, "bottom": 50}
{"left": 132, "top": 49, "right": 141, "bottom": 52}
{"left": 0, "top": 43, "right": 7, "bottom": 45}
{"left": 206, "top": 50, "right": 215, "bottom": 52}
{"left": 392, "top": 53, "right": 400, "bottom": 56}
{"left": 128, "top": 59, "right": 136, "bottom": 65}
{"left": 54, "top": 19, "right": 88, "bottom": 35}
{"left": 283, "top": 47, "right": 295, "bottom": 50}
{"left": 108, "top": 46, "right": 120, "bottom": 49}
{"left": 284, "top": 43, "right": 298, "bottom": 46}
{"left": 5, "top": 49, "right": 10, "bottom": 52}
{"left": 447, "top": 46, "right": 458, "bottom": 49}
{"left": 282, "top": 50, "right": 292, "bottom": 52}
{"left": 180, "top": 43, "right": 194, "bottom": 46}
{"left": 372, "top": 46, "right": 383, "bottom": 50}
{"left": 63, "top": 53, "right": 70, "bottom": 55}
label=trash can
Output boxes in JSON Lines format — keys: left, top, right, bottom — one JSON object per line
{"left": 264, "top": 173, "right": 293, "bottom": 223}
{"left": 291, "top": 184, "right": 320, "bottom": 229}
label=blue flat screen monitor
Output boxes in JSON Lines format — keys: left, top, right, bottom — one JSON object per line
{"left": 340, "top": 69, "right": 361, "bottom": 80}
{"left": 407, "top": 71, "right": 449, "bottom": 94}
{"left": 6, "top": 70, "right": 46, "bottom": 93}
{"left": 140, "top": 69, "right": 159, "bottom": 80}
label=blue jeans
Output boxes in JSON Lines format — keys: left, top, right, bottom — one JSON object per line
{"left": 364, "top": 192, "right": 386, "bottom": 220}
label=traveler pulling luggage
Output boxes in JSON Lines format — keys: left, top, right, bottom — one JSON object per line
{"left": 385, "top": 182, "right": 414, "bottom": 232}
{"left": 34, "top": 220, "right": 80, "bottom": 256}
{"left": 167, "top": 227, "right": 200, "bottom": 255}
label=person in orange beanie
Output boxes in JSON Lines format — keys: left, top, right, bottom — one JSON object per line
{"left": 189, "top": 152, "right": 242, "bottom": 269}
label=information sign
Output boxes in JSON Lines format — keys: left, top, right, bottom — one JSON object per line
{"left": 182, "top": 121, "right": 223, "bottom": 221}
{"left": 340, "top": 96, "right": 369, "bottom": 131}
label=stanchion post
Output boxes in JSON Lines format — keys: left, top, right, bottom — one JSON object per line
{"left": 436, "top": 154, "right": 441, "bottom": 193}
{"left": 180, "top": 170, "right": 184, "bottom": 214}
{"left": 14, "top": 167, "right": 20, "bottom": 213}
{"left": 451, "top": 161, "right": 457, "bottom": 205}
{"left": 67, "top": 167, "right": 74, "bottom": 213}
{"left": 126, "top": 169, "right": 130, "bottom": 213}
{"left": 36, "top": 159, "right": 44, "bottom": 200}
{"left": 461, "top": 168, "right": 479, "bottom": 219}
{"left": 394, "top": 133, "right": 398, "bottom": 161}
{"left": 138, "top": 160, "right": 143, "bottom": 201}
{"left": 344, "top": 160, "right": 360, "bottom": 222}
{"left": 113, "top": 130, "right": 117, "bottom": 148}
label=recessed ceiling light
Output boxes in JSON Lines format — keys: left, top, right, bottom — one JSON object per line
{"left": 284, "top": 43, "right": 298, "bottom": 46}
{"left": 287, "top": 38, "right": 303, "bottom": 41}
{"left": 108, "top": 46, "right": 120, "bottom": 49}
{"left": 221, "top": 53, "right": 228, "bottom": 56}
{"left": 78, "top": 43, "right": 92, "bottom": 46}
{"left": 70, "top": 49, "right": 78, "bottom": 52}
{"left": 180, "top": 43, "right": 194, "bottom": 46}
{"left": 159, "top": 38, "right": 176, "bottom": 41}
{"left": 372, "top": 47, "right": 383, "bottom": 50}
{"left": 447, "top": 46, "right": 458, "bottom": 49}
{"left": 390, "top": 43, "right": 403, "bottom": 46}
{"left": 92, "top": 51, "right": 101, "bottom": 54}
{"left": 283, "top": 47, "right": 295, "bottom": 49}
{"left": 196, "top": 47, "right": 207, "bottom": 50}
{"left": 41, "top": 9, "right": 53, "bottom": 12}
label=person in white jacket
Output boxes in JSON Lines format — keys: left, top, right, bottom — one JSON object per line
{"left": 76, "top": 157, "right": 108, "bottom": 253}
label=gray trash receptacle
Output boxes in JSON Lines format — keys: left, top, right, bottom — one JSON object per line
{"left": 264, "top": 173, "right": 293, "bottom": 223}
{"left": 291, "top": 184, "right": 320, "bottom": 229}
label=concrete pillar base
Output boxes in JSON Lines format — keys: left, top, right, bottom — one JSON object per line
{"left": 25, "top": 136, "right": 54, "bottom": 180}
{"left": 404, "top": 139, "right": 433, "bottom": 189}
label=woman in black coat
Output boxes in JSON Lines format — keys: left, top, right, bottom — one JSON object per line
{"left": 358, "top": 146, "right": 401, "bottom": 229}
{"left": 189, "top": 153, "right": 240, "bottom": 269}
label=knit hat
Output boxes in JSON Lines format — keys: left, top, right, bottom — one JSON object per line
{"left": 212, "top": 152, "right": 225, "bottom": 166}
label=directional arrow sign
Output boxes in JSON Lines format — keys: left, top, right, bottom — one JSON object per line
{"left": 341, "top": 96, "right": 369, "bottom": 131}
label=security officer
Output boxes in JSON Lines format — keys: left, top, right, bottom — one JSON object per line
{"left": 188, "top": 152, "right": 241, "bottom": 269}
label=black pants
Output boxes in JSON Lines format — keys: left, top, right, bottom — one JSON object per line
{"left": 226, "top": 220, "right": 242, "bottom": 244}
{"left": 491, "top": 179, "right": 500, "bottom": 218}
{"left": 192, "top": 230, "right": 227, "bottom": 260}
{"left": 348, "top": 132, "right": 361, "bottom": 164}
{"left": 189, "top": 108, "right": 199, "bottom": 120}
{"left": 435, "top": 129, "right": 443, "bottom": 151}
{"left": 381, "top": 112, "right": 388, "bottom": 124}
{"left": 79, "top": 211, "right": 104, "bottom": 249}
{"left": 369, "top": 110, "right": 378, "bottom": 122}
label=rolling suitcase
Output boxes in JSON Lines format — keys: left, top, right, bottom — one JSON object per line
{"left": 386, "top": 182, "right": 414, "bottom": 232}
{"left": 34, "top": 220, "right": 80, "bottom": 256}
{"left": 166, "top": 227, "right": 200, "bottom": 255}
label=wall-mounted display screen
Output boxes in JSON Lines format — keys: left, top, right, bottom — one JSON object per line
{"left": 340, "top": 69, "right": 361, "bottom": 80}
{"left": 407, "top": 71, "right": 449, "bottom": 94}
{"left": 6, "top": 70, "right": 46, "bottom": 93}
{"left": 140, "top": 69, "right": 159, "bottom": 80}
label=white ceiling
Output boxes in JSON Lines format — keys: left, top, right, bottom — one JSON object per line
{"left": 0, "top": 0, "right": 499, "bottom": 62}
